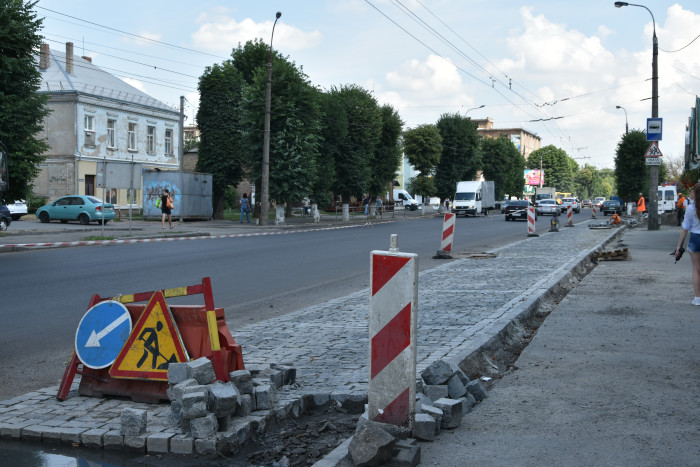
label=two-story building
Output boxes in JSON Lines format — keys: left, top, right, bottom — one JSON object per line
{"left": 474, "top": 117, "right": 541, "bottom": 160}
{"left": 34, "top": 42, "right": 181, "bottom": 207}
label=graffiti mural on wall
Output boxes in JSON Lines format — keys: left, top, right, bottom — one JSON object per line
{"left": 146, "top": 184, "right": 180, "bottom": 211}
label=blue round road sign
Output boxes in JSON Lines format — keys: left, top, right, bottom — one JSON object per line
{"left": 75, "top": 300, "right": 132, "bottom": 369}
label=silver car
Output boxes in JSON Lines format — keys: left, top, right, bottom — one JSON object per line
{"left": 536, "top": 199, "right": 559, "bottom": 215}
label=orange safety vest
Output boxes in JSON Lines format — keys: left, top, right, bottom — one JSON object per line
{"left": 610, "top": 213, "right": 621, "bottom": 225}
{"left": 637, "top": 196, "right": 646, "bottom": 213}
{"left": 677, "top": 196, "right": 686, "bottom": 209}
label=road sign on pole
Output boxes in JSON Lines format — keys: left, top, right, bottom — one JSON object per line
{"left": 75, "top": 301, "right": 132, "bottom": 369}
{"left": 644, "top": 141, "right": 663, "bottom": 158}
{"left": 645, "top": 157, "right": 662, "bottom": 166}
{"left": 646, "top": 118, "right": 662, "bottom": 141}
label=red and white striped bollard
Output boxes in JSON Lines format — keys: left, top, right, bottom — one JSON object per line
{"left": 527, "top": 206, "right": 538, "bottom": 237}
{"left": 369, "top": 235, "right": 418, "bottom": 428}
{"left": 566, "top": 205, "right": 574, "bottom": 227}
{"left": 592, "top": 204, "right": 597, "bottom": 218}
{"left": 440, "top": 213, "right": 455, "bottom": 252}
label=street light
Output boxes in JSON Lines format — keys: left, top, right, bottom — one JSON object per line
{"left": 614, "top": 1, "right": 659, "bottom": 230}
{"left": 616, "top": 105, "right": 629, "bottom": 134}
{"left": 260, "top": 11, "right": 282, "bottom": 226}
{"left": 464, "top": 104, "right": 485, "bottom": 116}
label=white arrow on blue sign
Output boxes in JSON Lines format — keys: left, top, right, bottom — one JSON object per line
{"left": 75, "top": 300, "right": 132, "bottom": 369}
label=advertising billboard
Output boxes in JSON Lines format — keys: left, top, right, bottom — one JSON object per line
{"left": 524, "top": 169, "right": 542, "bottom": 186}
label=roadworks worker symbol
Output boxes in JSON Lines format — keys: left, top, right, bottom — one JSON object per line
{"left": 110, "top": 291, "right": 189, "bottom": 380}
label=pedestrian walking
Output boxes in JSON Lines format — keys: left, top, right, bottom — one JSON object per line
{"left": 363, "top": 194, "right": 370, "bottom": 215}
{"left": 637, "top": 192, "right": 646, "bottom": 220}
{"left": 240, "top": 193, "right": 251, "bottom": 223}
{"left": 675, "top": 184, "right": 700, "bottom": 305}
{"left": 376, "top": 195, "right": 383, "bottom": 218}
{"left": 161, "top": 188, "right": 173, "bottom": 229}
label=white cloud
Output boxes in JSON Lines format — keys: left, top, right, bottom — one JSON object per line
{"left": 191, "top": 14, "right": 321, "bottom": 53}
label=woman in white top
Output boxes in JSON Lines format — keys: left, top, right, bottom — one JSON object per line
{"left": 675, "top": 183, "right": 700, "bottom": 305}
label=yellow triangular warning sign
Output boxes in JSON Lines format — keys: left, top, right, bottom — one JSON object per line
{"left": 644, "top": 141, "right": 663, "bottom": 157}
{"left": 110, "top": 291, "right": 189, "bottom": 380}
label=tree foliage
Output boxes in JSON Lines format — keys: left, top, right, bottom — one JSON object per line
{"left": 403, "top": 124, "right": 442, "bottom": 200}
{"left": 481, "top": 135, "right": 525, "bottom": 200}
{"left": 434, "top": 114, "right": 481, "bottom": 201}
{"left": 242, "top": 54, "right": 322, "bottom": 209}
{"left": 0, "top": 0, "right": 49, "bottom": 203}
{"left": 196, "top": 61, "right": 246, "bottom": 218}
{"left": 614, "top": 130, "right": 649, "bottom": 201}
{"left": 368, "top": 105, "right": 403, "bottom": 197}
{"left": 527, "top": 145, "right": 577, "bottom": 192}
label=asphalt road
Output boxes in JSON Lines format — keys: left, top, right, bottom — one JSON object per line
{"left": 0, "top": 210, "right": 587, "bottom": 399}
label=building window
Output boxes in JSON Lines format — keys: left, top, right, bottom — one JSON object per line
{"left": 107, "top": 119, "right": 116, "bottom": 148}
{"left": 128, "top": 123, "right": 137, "bottom": 151}
{"left": 165, "top": 129, "right": 173, "bottom": 155}
{"left": 84, "top": 115, "right": 95, "bottom": 133}
{"left": 147, "top": 126, "right": 155, "bottom": 154}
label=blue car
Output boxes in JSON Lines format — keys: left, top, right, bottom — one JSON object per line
{"left": 36, "top": 195, "right": 116, "bottom": 225}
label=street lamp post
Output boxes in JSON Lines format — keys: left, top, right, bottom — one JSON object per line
{"left": 616, "top": 105, "right": 629, "bottom": 134}
{"left": 260, "top": 11, "right": 282, "bottom": 226}
{"left": 464, "top": 104, "right": 485, "bottom": 116}
{"left": 614, "top": 1, "right": 659, "bottom": 230}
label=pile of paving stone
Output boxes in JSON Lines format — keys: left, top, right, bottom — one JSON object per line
{"left": 119, "top": 356, "right": 298, "bottom": 455}
{"left": 347, "top": 359, "right": 488, "bottom": 466}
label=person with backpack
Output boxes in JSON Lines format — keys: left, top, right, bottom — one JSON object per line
{"left": 161, "top": 188, "right": 173, "bottom": 229}
{"left": 677, "top": 193, "right": 688, "bottom": 226}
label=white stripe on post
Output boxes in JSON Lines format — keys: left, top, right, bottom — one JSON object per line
{"left": 440, "top": 213, "right": 455, "bottom": 252}
{"left": 566, "top": 205, "right": 573, "bottom": 227}
{"left": 369, "top": 248, "right": 418, "bottom": 428}
{"left": 527, "top": 206, "right": 537, "bottom": 237}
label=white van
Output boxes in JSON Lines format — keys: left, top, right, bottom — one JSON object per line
{"left": 393, "top": 189, "right": 419, "bottom": 211}
{"left": 657, "top": 185, "right": 677, "bottom": 213}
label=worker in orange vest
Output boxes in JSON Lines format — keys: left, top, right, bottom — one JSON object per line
{"left": 610, "top": 212, "right": 622, "bottom": 225}
{"left": 677, "top": 193, "right": 687, "bottom": 226}
{"left": 637, "top": 192, "right": 646, "bottom": 220}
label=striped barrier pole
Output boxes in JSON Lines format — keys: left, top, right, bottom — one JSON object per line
{"left": 527, "top": 206, "right": 538, "bottom": 237}
{"left": 592, "top": 205, "right": 597, "bottom": 219}
{"left": 566, "top": 205, "right": 574, "bottom": 227}
{"left": 369, "top": 235, "right": 418, "bottom": 428}
{"left": 440, "top": 213, "right": 455, "bottom": 252}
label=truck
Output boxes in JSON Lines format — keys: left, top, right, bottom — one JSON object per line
{"left": 452, "top": 180, "right": 495, "bottom": 216}
{"left": 534, "top": 187, "right": 556, "bottom": 203}
{"left": 393, "top": 189, "right": 419, "bottom": 211}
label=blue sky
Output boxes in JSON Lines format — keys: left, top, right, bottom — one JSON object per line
{"left": 35, "top": 1, "right": 700, "bottom": 170}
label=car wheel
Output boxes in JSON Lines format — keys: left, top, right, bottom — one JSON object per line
{"left": 79, "top": 213, "right": 90, "bottom": 225}
{"left": 39, "top": 211, "right": 50, "bottom": 223}
{"left": 11, "top": 215, "right": 20, "bottom": 221}
{"left": 0, "top": 218, "right": 7, "bottom": 231}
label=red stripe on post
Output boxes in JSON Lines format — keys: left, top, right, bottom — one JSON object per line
{"left": 372, "top": 256, "right": 411, "bottom": 296}
{"left": 370, "top": 303, "right": 411, "bottom": 378}
{"left": 442, "top": 224, "right": 454, "bottom": 241}
{"left": 373, "top": 387, "right": 410, "bottom": 426}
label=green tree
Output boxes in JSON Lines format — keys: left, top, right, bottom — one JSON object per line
{"left": 614, "top": 130, "right": 649, "bottom": 202}
{"left": 196, "top": 62, "right": 246, "bottom": 219}
{"left": 434, "top": 114, "right": 481, "bottom": 202}
{"left": 242, "top": 54, "right": 322, "bottom": 212}
{"left": 0, "top": 0, "right": 49, "bottom": 203}
{"left": 324, "top": 85, "right": 382, "bottom": 203}
{"left": 527, "top": 145, "right": 576, "bottom": 193}
{"left": 481, "top": 135, "right": 525, "bottom": 200}
{"left": 403, "top": 124, "right": 442, "bottom": 201}
{"left": 368, "top": 105, "right": 403, "bottom": 198}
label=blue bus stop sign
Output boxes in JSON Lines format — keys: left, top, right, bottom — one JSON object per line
{"left": 647, "top": 118, "right": 662, "bottom": 141}
{"left": 75, "top": 300, "right": 132, "bottom": 369}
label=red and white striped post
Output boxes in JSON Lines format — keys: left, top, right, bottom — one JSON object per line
{"left": 440, "top": 213, "right": 455, "bottom": 252}
{"left": 566, "top": 205, "right": 574, "bottom": 227}
{"left": 527, "top": 206, "right": 538, "bottom": 237}
{"left": 591, "top": 204, "right": 597, "bottom": 219}
{"left": 369, "top": 235, "right": 418, "bottom": 428}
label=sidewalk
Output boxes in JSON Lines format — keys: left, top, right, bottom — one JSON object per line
{"left": 418, "top": 225, "right": 700, "bottom": 466}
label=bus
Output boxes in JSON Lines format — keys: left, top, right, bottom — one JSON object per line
{"left": 555, "top": 192, "right": 572, "bottom": 202}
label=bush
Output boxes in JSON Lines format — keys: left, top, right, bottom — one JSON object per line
{"left": 27, "top": 193, "right": 46, "bottom": 213}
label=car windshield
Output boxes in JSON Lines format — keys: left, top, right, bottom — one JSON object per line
{"left": 455, "top": 192, "right": 475, "bottom": 201}
{"left": 510, "top": 201, "right": 528, "bottom": 206}
{"left": 541, "top": 200, "right": 555, "bottom": 205}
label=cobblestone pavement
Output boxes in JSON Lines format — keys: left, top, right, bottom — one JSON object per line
{"left": 0, "top": 221, "right": 621, "bottom": 455}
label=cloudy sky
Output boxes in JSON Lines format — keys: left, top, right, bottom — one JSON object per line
{"left": 35, "top": 0, "right": 700, "bottom": 170}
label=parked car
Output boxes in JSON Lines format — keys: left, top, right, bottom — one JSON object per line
{"left": 536, "top": 199, "right": 559, "bottom": 216}
{"left": 582, "top": 199, "right": 592, "bottom": 208}
{"left": 36, "top": 195, "right": 116, "bottom": 225}
{"left": 601, "top": 200, "right": 622, "bottom": 216}
{"left": 8, "top": 200, "right": 28, "bottom": 220}
{"left": 504, "top": 200, "right": 536, "bottom": 221}
{"left": 0, "top": 205, "right": 11, "bottom": 230}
